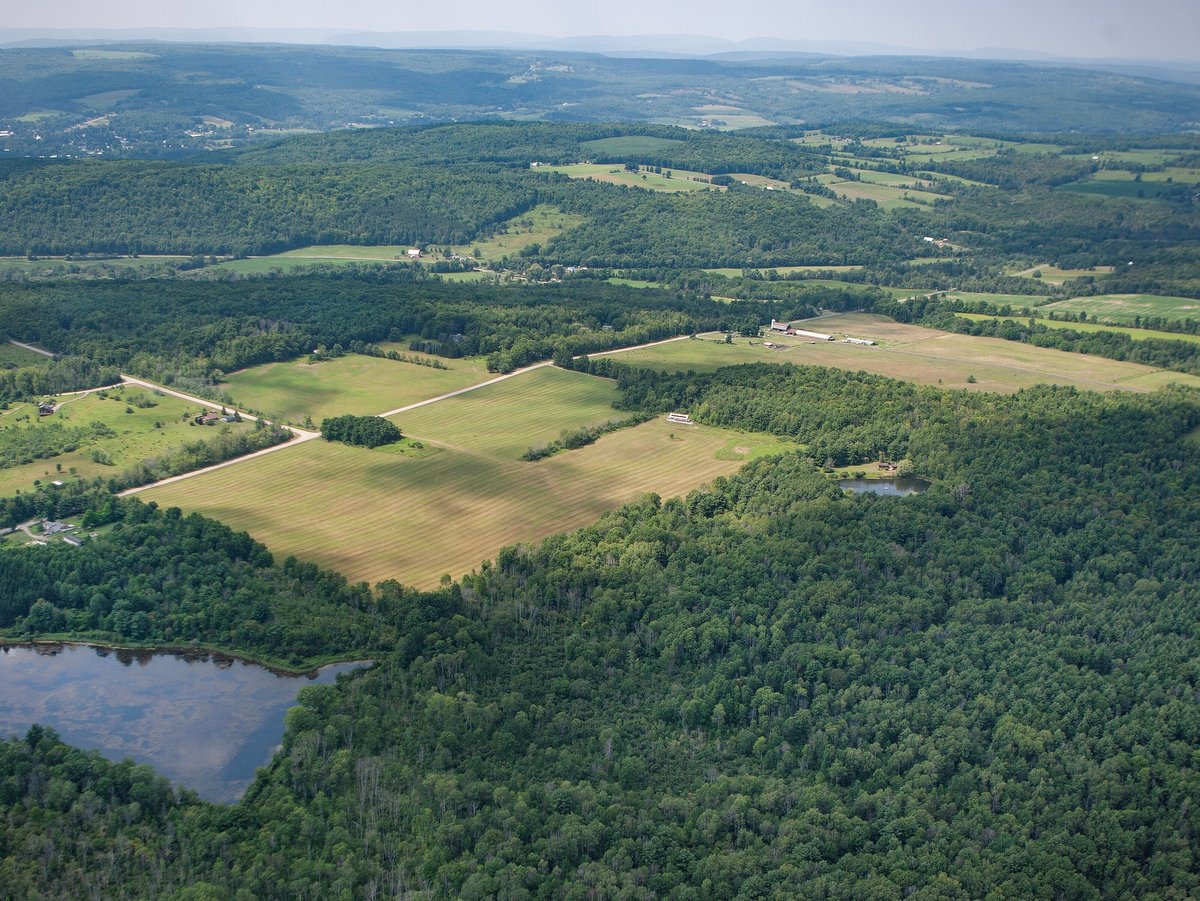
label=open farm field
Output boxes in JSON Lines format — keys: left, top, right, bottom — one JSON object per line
{"left": 393, "top": 366, "right": 631, "bottom": 459}
{"left": 701, "top": 265, "right": 863, "bottom": 277}
{"left": 0, "top": 255, "right": 190, "bottom": 276}
{"left": 536, "top": 163, "right": 716, "bottom": 192}
{"left": 850, "top": 169, "right": 935, "bottom": 188}
{"left": 0, "top": 344, "right": 49, "bottom": 367}
{"left": 616, "top": 315, "right": 1200, "bottom": 393}
{"left": 0, "top": 387, "right": 256, "bottom": 497}
{"left": 1040, "top": 293, "right": 1200, "bottom": 324}
{"left": 1008, "top": 264, "right": 1115, "bottom": 285}
{"left": 143, "top": 371, "right": 789, "bottom": 587}
{"left": 955, "top": 312, "right": 1200, "bottom": 344}
{"left": 581, "top": 136, "right": 685, "bottom": 156}
{"left": 828, "top": 181, "right": 946, "bottom": 209}
{"left": 452, "top": 204, "right": 587, "bottom": 260}
{"left": 945, "top": 291, "right": 1056, "bottom": 308}
{"left": 222, "top": 353, "right": 493, "bottom": 426}
{"left": 1057, "top": 180, "right": 1179, "bottom": 201}
{"left": 728, "top": 173, "right": 794, "bottom": 190}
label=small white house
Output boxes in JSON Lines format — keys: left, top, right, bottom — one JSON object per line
{"left": 407, "top": 248, "right": 422, "bottom": 259}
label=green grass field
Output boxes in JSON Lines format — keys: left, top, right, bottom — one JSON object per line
{"left": 945, "top": 291, "right": 1057, "bottom": 309}
{"left": 0, "top": 388, "right": 256, "bottom": 497}
{"left": 827, "top": 180, "right": 946, "bottom": 209}
{"left": 581, "top": 136, "right": 685, "bottom": 156}
{"left": 1057, "top": 180, "right": 1179, "bottom": 201}
{"left": 1008, "top": 264, "right": 1115, "bottom": 285}
{"left": 222, "top": 352, "right": 493, "bottom": 425}
{"left": 143, "top": 368, "right": 791, "bottom": 588}
{"left": 955, "top": 312, "right": 1200, "bottom": 344}
{"left": 0, "top": 344, "right": 49, "bottom": 367}
{"left": 0, "top": 255, "right": 190, "bottom": 276}
{"left": 537, "top": 163, "right": 717, "bottom": 193}
{"left": 393, "top": 367, "right": 631, "bottom": 459}
{"left": 701, "top": 265, "right": 863, "bottom": 278}
{"left": 614, "top": 315, "right": 1200, "bottom": 394}
{"left": 1040, "top": 294, "right": 1200, "bottom": 325}
{"left": 452, "top": 204, "right": 587, "bottom": 261}
{"left": 212, "top": 205, "right": 584, "bottom": 273}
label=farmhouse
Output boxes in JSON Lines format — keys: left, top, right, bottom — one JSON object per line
{"left": 666, "top": 411, "right": 694, "bottom": 425}
{"left": 407, "top": 248, "right": 422, "bottom": 259}
{"left": 41, "top": 520, "right": 74, "bottom": 536}
{"left": 194, "top": 411, "right": 220, "bottom": 425}
{"left": 37, "top": 402, "right": 55, "bottom": 416}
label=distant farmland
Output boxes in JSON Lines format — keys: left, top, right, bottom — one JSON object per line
{"left": 1039, "top": 294, "right": 1200, "bottom": 325}
{"left": 613, "top": 315, "right": 1200, "bottom": 393}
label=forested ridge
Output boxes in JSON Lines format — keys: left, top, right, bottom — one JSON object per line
{"left": 2, "top": 365, "right": 1198, "bottom": 898}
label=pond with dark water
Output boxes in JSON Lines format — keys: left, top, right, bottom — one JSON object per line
{"left": 838, "top": 477, "right": 930, "bottom": 496}
{"left": 0, "top": 643, "right": 366, "bottom": 803}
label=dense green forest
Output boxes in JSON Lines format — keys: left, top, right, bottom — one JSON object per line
{"left": 1, "top": 367, "right": 1198, "bottom": 897}
{"left": 0, "top": 276, "right": 790, "bottom": 383}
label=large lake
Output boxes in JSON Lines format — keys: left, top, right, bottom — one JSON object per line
{"left": 838, "top": 477, "right": 930, "bottom": 496}
{"left": 0, "top": 643, "right": 365, "bottom": 803}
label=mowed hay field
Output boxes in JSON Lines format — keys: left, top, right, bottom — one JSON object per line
{"left": 956, "top": 312, "right": 1200, "bottom": 345}
{"left": 222, "top": 353, "right": 492, "bottom": 425}
{"left": 1040, "top": 294, "right": 1200, "bottom": 325}
{"left": 393, "top": 366, "right": 629, "bottom": 459}
{"left": 143, "top": 367, "right": 790, "bottom": 587}
{"left": 615, "top": 314, "right": 1200, "bottom": 393}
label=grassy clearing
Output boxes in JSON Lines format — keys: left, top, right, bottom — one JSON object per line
{"left": 0, "top": 388, "right": 256, "bottom": 497}
{"left": 615, "top": 316, "right": 1200, "bottom": 393}
{"left": 850, "top": 169, "right": 935, "bottom": 188}
{"left": 0, "top": 344, "right": 49, "bottom": 367}
{"left": 1057, "top": 180, "right": 1179, "bottom": 201}
{"left": 944, "top": 291, "right": 1057, "bottom": 308}
{"left": 1040, "top": 294, "right": 1200, "bottom": 325}
{"left": 960, "top": 311, "right": 1200, "bottom": 343}
{"left": 144, "top": 371, "right": 790, "bottom": 588}
{"left": 537, "top": 163, "right": 717, "bottom": 193}
{"left": 393, "top": 367, "right": 631, "bottom": 460}
{"left": 222, "top": 353, "right": 493, "bottom": 425}
{"left": 0, "top": 255, "right": 189, "bottom": 276}
{"left": 701, "top": 265, "right": 863, "bottom": 277}
{"left": 581, "top": 136, "right": 685, "bottom": 156}
{"left": 1007, "top": 264, "right": 1115, "bottom": 285}
{"left": 213, "top": 205, "right": 583, "bottom": 273}
{"left": 828, "top": 181, "right": 946, "bottom": 209}
{"left": 452, "top": 204, "right": 587, "bottom": 262}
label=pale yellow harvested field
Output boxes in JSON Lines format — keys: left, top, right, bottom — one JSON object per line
{"left": 617, "top": 314, "right": 1200, "bottom": 393}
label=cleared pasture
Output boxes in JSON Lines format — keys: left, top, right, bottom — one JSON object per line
{"left": 614, "top": 315, "right": 1200, "bottom": 393}
{"left": 944, "top": 291, "right": 1057, "bottom": 308}
{"left": 0, "top": 344, "right": 49, "bottom": 367}
{"left": 1040, "top": 294, "right": 1200, "bottom": 324}
{"left": 582, "top": 136, "right": 685, "bottom": 156}
{"left": 828, "top": 181, "right": 946, "bottom": 209}
{"left": 1008, "top": 264, "right": 1115, "bottom": 285}
{"left": 394, "top": 366, "right": 632, "bottom": 459}
{"left": 0, "top": 388, "right": 256, "bottom": 497}
{"left": 222, "top": 353, "right": 493, "bottom": 425}
{"left": 956, "top": 312, "right": 1200, "bottom": 345}
{"left": 143, "top": 388, "right": 789, "bottom": 588}
{"left": 537, "top": 163, "right": 716, "bottom": 193}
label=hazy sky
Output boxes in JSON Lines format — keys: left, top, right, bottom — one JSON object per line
{"left": 6, "top": 0, "right": 1200, "bottom": 60}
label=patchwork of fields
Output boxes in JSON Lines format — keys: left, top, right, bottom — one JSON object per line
{"left": 1040, "top": 294, "right": 1200, "bottom": 324}
{"left": 144, "top": 366, "right": 791, "bottom": 587}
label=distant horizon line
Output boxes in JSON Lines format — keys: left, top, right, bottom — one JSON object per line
{"left": 1, "top": 26, "right": 1198, "bottom": 69}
